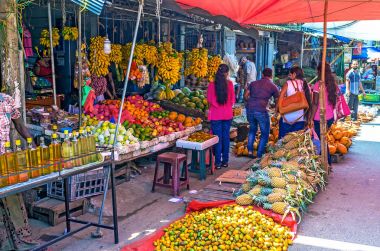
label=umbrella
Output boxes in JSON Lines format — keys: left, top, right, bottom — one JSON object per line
{"left": 176, "top": 0, "right": 380, "bottom": 175}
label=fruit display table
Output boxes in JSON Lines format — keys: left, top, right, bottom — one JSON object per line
{"left": 0, "top": 150, "right": 119, "bottom": 251}
{"left": 176, "top": 133, "right": 219, "bottom": 180}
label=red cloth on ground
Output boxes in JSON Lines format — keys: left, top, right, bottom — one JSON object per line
{"left": 121, "top": 200, "right": 297, "bottom": 251}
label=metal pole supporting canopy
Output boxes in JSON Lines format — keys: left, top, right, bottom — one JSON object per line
{"left": 48, "top": 1, "right": 57, "bottom": 106}
{"left": 113, "top": 0, "right": 144, "bottom": 147}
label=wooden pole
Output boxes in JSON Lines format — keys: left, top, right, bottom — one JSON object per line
{"left": 320, "top": 0, "right": 329, "bottom": 177}
{"left": 78, "top": 7, "right": 82, "bottom": 127}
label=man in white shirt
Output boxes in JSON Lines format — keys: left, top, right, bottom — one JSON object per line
{"left": 242, "top": 57, "right": 257, "bottom": 87}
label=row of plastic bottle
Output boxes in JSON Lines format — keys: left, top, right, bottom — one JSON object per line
{"left": 0, "top": 127, "right": 99, "bottom": 188}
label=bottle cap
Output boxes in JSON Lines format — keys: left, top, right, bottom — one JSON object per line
{"left": 27, "top": 138, "right": 33, "bottom": 143}
{"left": 5, "top": 142, "right": 10, "bottom": 147}
{"left": 52, "top": 125, "right": 58, "bottom": 130}
{"left": 64, "top": 130, "right": 69, "bottom": 134}
{"left": 52, "top": 133, "right": 57, "bottom": 139}
{"left": 79, "top": 129, "right": 84, "bottom": 133}
{"left": 15, "top": 139, "right": 21, "bottom": 145}
{"left": 87, "top": 127, "right": 91, "bottom": 132}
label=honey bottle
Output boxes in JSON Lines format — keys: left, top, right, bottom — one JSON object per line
{"left": 26, "top": 138, "right": 40, "bottom": 178}
{"left": 4, "top": 142, "right": 18, "bottom": 185}
{"left": 15, "top": 140, "right": 29, "bottom": 183}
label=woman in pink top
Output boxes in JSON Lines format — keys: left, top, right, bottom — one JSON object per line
{"left": 311, "top": 62, "right": 338, "bottom": 165}
{"left": 207, "top": 64, "right": 235, "bottom": 169}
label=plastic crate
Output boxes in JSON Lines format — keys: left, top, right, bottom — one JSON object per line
{"left": 47, "top": 167, "right": 107, "bottom": 201}
{"left": 364, "top": 93, "right": 380, "bottom": 102}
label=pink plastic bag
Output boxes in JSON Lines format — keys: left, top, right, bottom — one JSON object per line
{"left": 335, "top": 93, "right": 351, "bottom": 121}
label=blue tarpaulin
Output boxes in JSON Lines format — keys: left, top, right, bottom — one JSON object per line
{"left": 70, "top": 0, "right": 105, "bottom": 15}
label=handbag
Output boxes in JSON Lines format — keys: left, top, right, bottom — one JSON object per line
{"left": 279, "top": 80, "right": 309, "bottom": 115}
{"left": 335, "top": 90, "right": 351, "bottom": 121}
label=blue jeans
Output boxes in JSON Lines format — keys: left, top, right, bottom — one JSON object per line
{"left": 211, "top": 120, "right": 232, "bottom": 166}
{"left": 279, "top": 118, "right": 306, "bottom": 139}
{"left": 247, "top": 111, "right": 270, "bottom": 157}
{"left": 314, "top": 118, "right": 334, "bottom": 165}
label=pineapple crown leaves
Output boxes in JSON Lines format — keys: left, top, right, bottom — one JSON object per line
{"left": 233, "top": 188, "right": 244, "bottom": 197}
{"left": 281, "top": 206, "right": 302, "bottom": 224}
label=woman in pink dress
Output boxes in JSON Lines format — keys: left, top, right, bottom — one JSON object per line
{"left": 207, "top": 64, "right": 235, "bottom": 169}
{"left": 311, "top": 62, "right": 338, "bottom": 165}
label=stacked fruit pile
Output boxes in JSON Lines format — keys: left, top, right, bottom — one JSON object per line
{"left": 157, "top": 42, "right": 183, "bottom": 87}
{"left": 89, "top": 36, "right": 110, "bottom": 77}
{"left": 171, "top": 88, "right": 208, "bottom": 112}
{"left": 154, "top": 205, "right": 293, "bottom": 251}
{"left": 235, "top": 130, "right": 326, "bottom": 220}
{"left": 85, "top": 95, "right": 202, "bottom": 142}
{"left": 327, "top": 121, "right": 359, "bottom": 155}
{"left": 187, "top": 131, "right": 214, "bottom": 143}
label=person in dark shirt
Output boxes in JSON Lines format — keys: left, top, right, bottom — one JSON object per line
{"left": 244, "top": 68, "right": 279, "bottom": 158}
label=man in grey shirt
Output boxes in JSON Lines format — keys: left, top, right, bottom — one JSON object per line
{"left": 346, "top": 60, "right": 366, "bottom": 121}
{"left": 241, "top": 57, "right": 257, "bottom": 88}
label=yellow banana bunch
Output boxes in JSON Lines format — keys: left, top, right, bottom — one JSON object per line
{"left": 110, "top": 44, "right": 122, "bottom": 63}
{"left": 143, "top": 44, "right": 159, "bottom": 67}
{"left": 62, "top": 27, "right": 78, "bottom": 41}
{"left": 184, "top": 48, "right": 208, "bottom": 78}
{"left": 165, "top": 86, "right": 176, "bottom": 100}
{"left": 156, "top": 89, "right": 167, "bottom": 100}
{"left": 207, "top": 55, "right": 223, "bottom": 81}
{"left": 162, "top": 42, "right": 174, "bottom": 54}
{"left": 134, "top": 44, "right": 145, "bottom": 66}
{"left": 89, "top": 36, "right": 110, "bottom": 77}
{"left": 39, "top": 28, "right": 60, "bottom": 48}
{"left": 157, "top": 49, "right": 182, "bottom": 85}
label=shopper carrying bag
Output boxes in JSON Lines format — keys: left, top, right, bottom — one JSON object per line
{"left": 278, "top": 67, "right": 312, "bottom": 139}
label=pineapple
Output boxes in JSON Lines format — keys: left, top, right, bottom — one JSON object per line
{"left": 271, "top": 177, "right": 287, "bottom": 189}
{"left": 284, "top": 139, "right": 299, "bottom": 150}
{"left": 287, "top": 184, "right": 299, "bottom": 195}
{"left": 267, "top": 192, "right": 285, "bottom": 203}
{"left": 267, "top": 167, "right": 282, "bottom": 178}
{"left": 285, "top": 174, "right": 297, "bottom": 184}
{"left": 241, "top": 182, "right": 252, "bottom": 192}
{"left": 253, "top": 195, "right": 268, "bottom": 206}
{"left": 273, "top": 149, "right": 287, "bottom": 159}
{"left": 262, "top": 201, "right": 290, "bottom": 215}
{"left": 259, "top": 154, "right": 271, "bottom": 167}
{"left": 287, "top": 148, "right": 299, "bottom": 159}
{"left": 272, "top": 188, "right": 287, "bottom": 196}
{"left": 282, "top": 133, "right": 296, "bottom": 144}
{"left": 272, "top": 202, "right": 290, "bottom": 215}
{"left": 282, "top": 160, "right": 299, "bottom": 171}
{"left": 258, "top": 174, "right": 271, "bottom": 187}
{"left": 248, "top": 185, "right": 263, "bottom": 196}
{"left": 298, "top": 170, "right": 308, "bottom": 181}
{"left": 260, "top": 187, "right": 273, "bottom": 196}
{"left": 236, "top": 194, "right": 253, "bottom": 206}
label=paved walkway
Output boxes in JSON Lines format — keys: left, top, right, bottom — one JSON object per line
{"left": 291, "top": 117, "right": 380, "bottom": 251}
{"left": 30, "top": 118, "right": 380, "bottom": 251}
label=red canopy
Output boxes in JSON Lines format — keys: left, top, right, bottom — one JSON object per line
{"left": 176, "top": 0, "right": 380, "bottom": 25}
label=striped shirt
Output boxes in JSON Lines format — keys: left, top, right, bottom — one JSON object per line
{"left": 346, "top": 69, "right": 361, "bottom": 95}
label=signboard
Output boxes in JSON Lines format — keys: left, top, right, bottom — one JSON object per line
{"left": 344, "top": 48, "right": 352, "bottom": 64}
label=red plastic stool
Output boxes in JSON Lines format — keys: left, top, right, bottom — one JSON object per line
{"left": 152, "top": 152, "right": 189, "bottom": 196}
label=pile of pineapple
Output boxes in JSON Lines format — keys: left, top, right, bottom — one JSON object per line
{"left": 235, "top": 130, "right": 326, "bottom": 220}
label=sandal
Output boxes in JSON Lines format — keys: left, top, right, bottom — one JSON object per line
{"left": 222, "top": 163, "right": 228, "bottom": 168}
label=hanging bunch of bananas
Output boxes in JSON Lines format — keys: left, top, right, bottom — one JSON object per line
{"left": 120, "top": 43, "right": 132, "bottom": 70}
{"left": 109, "top": 44, "right": 122, "bottom": 64}
{"left": 161, "top": 42, "right": 174, "bottom": 54}
{"left": 143, "top": 43, "right": 159, "bottom": 67}
{"left": 133, "top": 44, "right": 145, "bottom": 66}
{"left": 89, "top": 36, "right": 110, "bottom": 77}
{"left": 184, "top": 48, "right": 208, "bottom": 78}
{"left": 157, "top": 45, "right": 183, "bottom": 86}
{"left": 207, "top": 55, "right": 223, "bottom": 81}
{"left": 39, "top": 28, "right": 60, "bottom": 48}
{"left": 62, "top": 27, "right": 78, "bottom": 41}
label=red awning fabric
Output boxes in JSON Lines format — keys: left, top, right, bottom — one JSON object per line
{"left": 176, "top": 0, "right": 380, "bottom": 25}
